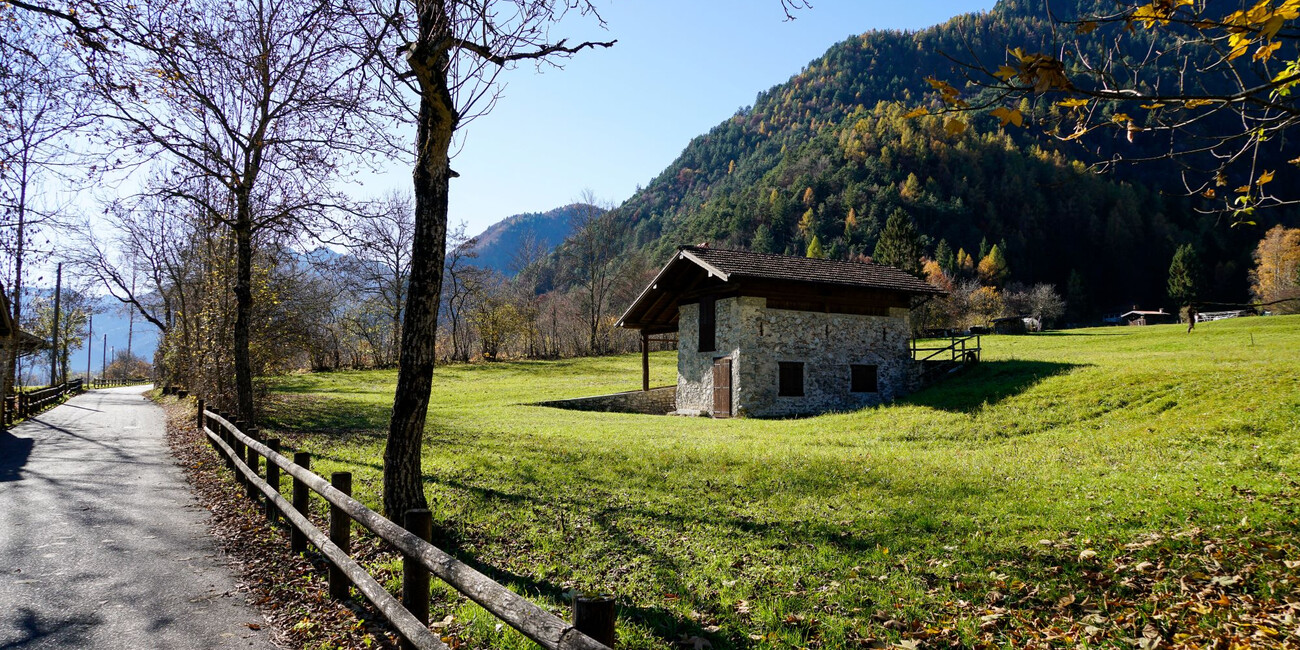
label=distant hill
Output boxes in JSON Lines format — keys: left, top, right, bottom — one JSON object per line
{"left": 467, "top": 204, "right": 602, "bottom": 276}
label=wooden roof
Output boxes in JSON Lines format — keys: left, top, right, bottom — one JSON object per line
{"left": 0, "top": 282, "right": 50, "bottom": 353}
{"left": 616, "top": 246, "right": 943, "bottom": 334}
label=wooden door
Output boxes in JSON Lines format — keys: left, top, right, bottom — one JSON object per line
{"left": 712, "top": 357, "right": 732, "bottom": 418}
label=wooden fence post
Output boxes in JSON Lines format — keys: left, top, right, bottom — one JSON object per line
{"left": 573, "top": 596, "right": 616, "bottom": 648}
{"left": 329, "top": 471, "right": 353, "bottom": 600}
{"left": 265, "top": 438, "right": 281, "bottom": 522}
{"left": 196, "top": 399, "right": 205, "bottom": 430}
{"left": 402, "top": 508, "right": 433, "bottom": 646}
{"left": 291, "top": 452, "right": 311, "bottom": 553}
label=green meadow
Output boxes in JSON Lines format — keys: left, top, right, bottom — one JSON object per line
{"left": 259, "top": 315, "right": 1300, "bottom": 649}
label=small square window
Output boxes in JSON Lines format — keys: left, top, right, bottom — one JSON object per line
{"left": 778, "top": 361, "right": 804, "bottom": 397}
{"left": 850, "top": 364, "right": 878, "bottom": 393}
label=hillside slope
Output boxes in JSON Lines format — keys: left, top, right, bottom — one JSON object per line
{"left": 467, "top": 204, "right": 601, "bottom": 276}
{"left": 605, "top": 0, "right": 1297, "bottom": 313}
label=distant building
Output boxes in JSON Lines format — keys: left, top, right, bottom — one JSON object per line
{"left": 1117, "top": 309, "right": 1176, "bottom": 326}
{"left": 616, "top": 246, "right": 945, "bottom": 417}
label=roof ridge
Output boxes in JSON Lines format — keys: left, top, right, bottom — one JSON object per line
{"left": 678, "top": 244, "right": 891, "bottom": 267}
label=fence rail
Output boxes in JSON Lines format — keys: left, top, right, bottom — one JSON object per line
{"left": 2, "top": 379, "right": 83, "bottom": 426}
{"left": 91, "top": 377, "right": 151, "bottom": 389}
{"left": 910, "top": 335, "right": 981, "bottom": 363}
{"left": 199, "top": 405, "right": 614, "bottom": 650}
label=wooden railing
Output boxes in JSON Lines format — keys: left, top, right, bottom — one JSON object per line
{"left": 910, "top": 335, "right": 981, "bottom": 364}
{"left": 2, "top": 379, "right": 84, "bottom": 426}
{"left": 198, "top": 402, "right": 615, "bottom": 650}
{"left": 91, "top": 377, "right": 151, "bottom": 388}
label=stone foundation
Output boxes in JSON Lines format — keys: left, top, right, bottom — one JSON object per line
{"left": 535, "top": 386, "right": 677, "bottom": 415}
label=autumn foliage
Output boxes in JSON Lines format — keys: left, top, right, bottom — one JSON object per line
{"left": 1251, "top": 225, "right": 1300, "bottom": 314}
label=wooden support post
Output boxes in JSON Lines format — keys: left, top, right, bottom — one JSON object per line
{"left": 291, "top": 452, "right": 311, "bottom": 553}
{"left": 401, "top": 508, "right": 433, "bottom": 648}
{"left": 265, "top": 438, "right": 280, "bottom": 522}
{"left": 641, "top": 333, "right": 650, "bottom": 392}
{"left": 196, "top": 399, "right": 205, "bottom": 430}
{"left": 329, "top": 471, "right": 352, "bottom": 600}
{"left": 573, "top": 595, "right": 616, "bottom": 648}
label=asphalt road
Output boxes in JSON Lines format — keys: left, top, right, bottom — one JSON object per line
{"left": 0, "top": 386, "right": 274, "bottom": 649}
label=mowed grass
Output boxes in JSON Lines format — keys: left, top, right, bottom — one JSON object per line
{"left": 260, "top": 315, "right": 1300, "bottom": 649}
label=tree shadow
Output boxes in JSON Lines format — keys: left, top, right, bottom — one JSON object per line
{"left": 905, "top": 360, "right": 1086, "bottom": 413}
{"left": 0, "top": 429, "right": 33, "bottom": 482}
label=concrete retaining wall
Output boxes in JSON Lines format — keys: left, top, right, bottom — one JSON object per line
{"left": 535, "top": 386, "right": 677, "bottom": 415}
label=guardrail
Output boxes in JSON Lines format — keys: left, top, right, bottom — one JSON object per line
{"left": 197, "top": 401, "right": 616, "bottom": 650}
{"left": 2, "top": 379, "right": 84, "bottom": 426}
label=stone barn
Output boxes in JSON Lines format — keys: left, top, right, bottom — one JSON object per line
{"left": 616, "top": 246, "right": 945, "bottom": 418}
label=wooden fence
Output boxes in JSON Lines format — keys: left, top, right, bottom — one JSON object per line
{"left": 198, "top": 402, "right": 615, "bottom": 650}
{"left": 2, "top": 379, "right": 84, "bottom": 426}
{"left": 91, "top": 377, "right": 151, "bottom": 389}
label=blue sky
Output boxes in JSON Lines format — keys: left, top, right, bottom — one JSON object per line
{"left": 365, "top": 0, "right": 995, "bottom": 236}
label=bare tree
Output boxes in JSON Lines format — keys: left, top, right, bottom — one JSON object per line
{"left": 443, "top": 222, "right": 482, "bottom": 363}
{"left": 562, "top": 195, "right": 620, "bottom": 354}
{"left": 342, "top": 192, "right": 416, "bottom": 367}
{"left": 0, "top": 12, "right": 87, "bottom": 415}
{"left": 77, "top": 0, "right": 393, "bottom": 424}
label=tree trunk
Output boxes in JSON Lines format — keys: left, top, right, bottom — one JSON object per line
{"left": 385, "top": 27, "right": 456, "bottom": 518}
{"left": 233, "top": 199, "right": 256, "bottom": 425}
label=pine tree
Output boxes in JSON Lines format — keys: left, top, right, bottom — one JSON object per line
{"left": 753, "top": 224, "right": 776, "bottom": 254}
{"left": 1168, "top": 243, "right": 1202, "bottom": 307}
{"left": 873, "top": 208, "right": 923, "bottom": 276}
{"left": 978, "top": 244, "right": 1010, "bottom": 286}
{"left": 935, "top": 239, "right": 954, "bottom": 273}
{"left": 978, "top": 237, "right": 991, "bottom": 261}
{"left": 1066, "top": 269, "right": 1089, "bottom": 321}
{"left": 806, "top": 235, "right": 826, "bottom": 259}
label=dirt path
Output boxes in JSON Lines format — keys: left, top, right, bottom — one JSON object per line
{"left": 0, "top": 386, "right": 274, "bottom": 649}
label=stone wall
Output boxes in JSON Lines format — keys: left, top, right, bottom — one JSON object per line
{"left": 536, "top": 386, "right": 677, "bottom": 415}
{"left": 676, "top": 296, "right": 918, "bottom": 417}
{"left": 675, "top": 298, "right": 742, "bottom": 415}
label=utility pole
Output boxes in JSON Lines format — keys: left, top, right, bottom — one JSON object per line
{"left": 50, "top": 262, "right": 62, "bottom": 386}
{"left": 101, "top": 334, "right": 107, "bottom": 380}
{"left": 86, "top": 314, "right": 93, "bottom": 382}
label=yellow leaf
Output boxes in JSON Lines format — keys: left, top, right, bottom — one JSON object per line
{"left": 1202, "top": 188, "right": 1216, "bottom": 198}
{"left": 994, "top": 65, "right": 1018, "bottom": 82}
{"left": 1262, "top": 15, "right": 1286, "bottom": 40}
{"left": 1009, "top": 47, "right": 1026, "bottom": 61}
{"left": 1183, "top": 98, "right": 1214, "bottom": 108}
{"left": 991, "top": 106, "right": 1024, "bottom": 127}
{"left": 944, "top": 118, "right": 967, "bottom": 136}
{"left": 1254, "top": 40, "right": 1281, "bottom": 62}
{"left": 1235, "top": 184, "right": 1252, "bottom": 193}
{"left": 1112, "top": 113, "right": 1131, "bottom": 123}
{"left": 1140, "top": 102, "right": 1166, "bottom": 109}
{"left": 1257, "top": 170, "right": 1275, "bottom": 185}
{"left": 1289, "top": 155, "right": 1300, "bottom": 164}
{"left": 902, "top": 107, "right": 929, "bottom": 119}
{"left": 1075, "top": 20, "right": 1098, "bottom": 34}
{"left": 1057, "top": 98, "right": 1089, "bottom": 108}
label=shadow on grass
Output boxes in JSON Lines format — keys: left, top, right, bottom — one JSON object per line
{"left": 905, "top": 359, "right": 1086, "bottom": 413}
{"left": 260, "top": 395, "right": 391, "bottom": 435}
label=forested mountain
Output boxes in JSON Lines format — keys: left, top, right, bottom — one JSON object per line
{"left": 602, "top": 0, "right": 1298, "bottom": 315}
{"left": 468, "top": 204, "right": 599, "bottom": 276}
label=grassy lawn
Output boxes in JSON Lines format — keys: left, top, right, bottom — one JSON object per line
{"left": 260, "top": 315, "right": 1300, "bottom": 649}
